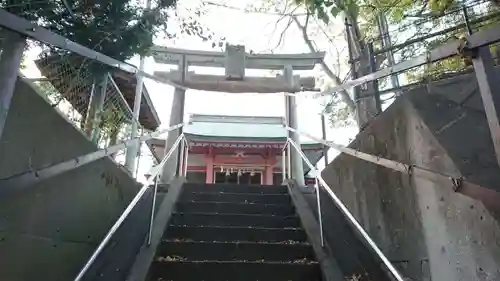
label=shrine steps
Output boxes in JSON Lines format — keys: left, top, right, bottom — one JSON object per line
{"left": 179, "top": 191, "right": 292, "bottom": 204}
{"left": 146, "top": 183, "right": 324, "bottom": 281}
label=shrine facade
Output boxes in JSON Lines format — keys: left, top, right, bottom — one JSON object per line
{"left": 147, "top": 114, "right": 323, "bottom": 185}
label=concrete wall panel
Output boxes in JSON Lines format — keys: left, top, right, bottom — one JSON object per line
{"left": 0, "top": 79, "right": 149, "bottom": 281}
{"left": 320, "top": 92, "right": 500, "bottom": 281}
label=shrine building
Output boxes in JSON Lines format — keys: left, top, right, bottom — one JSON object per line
{"left": 147, "top": 114, "right": 324, "bottom": 185}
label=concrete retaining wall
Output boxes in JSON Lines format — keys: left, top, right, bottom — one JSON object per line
{"left": 320, "top": 94, "right": 500, "bottom": 281}
{"left": 0, "top": 79, "right": 152, "bottom": 281}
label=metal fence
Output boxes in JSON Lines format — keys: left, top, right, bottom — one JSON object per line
{"left": 346, "top": 0, "right": 500, "bottom": 105}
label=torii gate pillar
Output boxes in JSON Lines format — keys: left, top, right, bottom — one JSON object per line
{"left": 284, "top": 65, "right": 305, "bottom": 187}
{"left": 161, "top": 58, "right": 186, "bottom": 184}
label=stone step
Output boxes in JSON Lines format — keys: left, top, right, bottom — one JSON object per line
{"left": 163, "top": 225, "right": 308, "bottom": 243}
{"left": 182, "top": 183, "right": 288, "bottom": 194}
{"left": 156, "top": 241, "right": 315, "bottom": 262}
{"left": 148, "top": 260, "right": 322, "bottom": 281}
{"left": 180, "top": 192, "right": 292, "bottom": 205}
{"left": 170, "top": 212, "right": 301, "bottom": 228}
{"left": 175, "top": 201, "right": 295, "bottom": 216}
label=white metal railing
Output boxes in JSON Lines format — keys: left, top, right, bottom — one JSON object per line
{"left": 283, "top": 138, "right": 325, "bottom": 247}
{"left": 283, "top": 134, "right": 405, "bottom": 281}
{"left": 74, "top": 132, "right": 188, "bottom": 281}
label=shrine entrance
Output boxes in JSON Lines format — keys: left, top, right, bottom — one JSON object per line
{"left": 214, "top": 171, "right": 262, "bottom": 185}
{"left": 152, "top": 44, "right": 325, "bottom": 187}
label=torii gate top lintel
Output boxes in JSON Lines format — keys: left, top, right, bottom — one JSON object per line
{"left": 150, "top": 44, "right": 325, "bottom": 93}
{"left": 150, "top": 44, "right": 325, "bottom": 71}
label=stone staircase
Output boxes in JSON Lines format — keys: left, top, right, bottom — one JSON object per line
{"left": 146, "top": 183, "right": 324, "bottom": 281}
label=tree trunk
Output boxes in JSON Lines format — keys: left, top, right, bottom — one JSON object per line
{"left": 344, "top": 12, "right": 380, "bottom": 129}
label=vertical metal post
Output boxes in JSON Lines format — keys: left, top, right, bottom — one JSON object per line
{"left": 345, "top": 18, "right": 359, "bottom": 103}
{"left": 134, "top": 128, "right": 144, "bottom": 178}
{"left": 178, "top": 138, "right": 185, "bottom": 176}
{"left": 286, "top": 142, "right": 292, "bottom": 179}
{"left": 377, "top": 12, "right": 400, "bottom": 94}
{"left": 281, "top": 147, "right": 286, "bottom": 181}
{"left": 0, "top": 30, "right": 26, "bottom": 141}
{"left": 471, "top": 47, "right": 500, "bottom": 167}
{"left": 367, "top": 42, "right": 382, "bottom": 113}
{"left": 461, "top": 5, "right": 473, "bottom": 35}
{"left": 147, "top": 175, "right": 158, "bottom": 246}
{"left": 321, "top": 114, "right": 329, "bottom": 167}
{"left": 125, "top": 0, "right": 152, "bottom": 173}
{"left": 183, "top": 138, "right": 189, "bottom": 177}
{"left": 86, "top": 73, "right": 108, "bottom": 143}
{"left": 314, "top": 176, "right": 325, "bottom": 247}
{"left": 462, "top": 5, "right": 500, "bottom": 167}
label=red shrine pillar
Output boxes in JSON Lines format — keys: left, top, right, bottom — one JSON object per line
{"left": 264, "top": 150, "right": 273, "bottom": 185}
{"left": 205, "top": 148, "right": 214, "bottom": 184}
{"left": 265, "top": 165, "right": 273, "bottom": 185}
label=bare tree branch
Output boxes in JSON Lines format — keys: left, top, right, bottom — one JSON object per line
{"left": 203, "top": 1, "right": 307, "bottom": 16}
{"left": 273, "top": 16, "right": 295, "bottom": 49}
{"left": 292, "top": 14, "right": 356, "bottom": 112}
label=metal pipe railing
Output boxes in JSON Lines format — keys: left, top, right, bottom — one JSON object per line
{"left": 147, "top": 175, "right": 159, "bottom": 246}
{"left": 284, "top": 130, "right": 405, "bottom": 281}
{"left": 286, "top": 142, "right": 292, "bottom": 179}
{"left": 281, "top": 139, "right": 290, "bottom": 181}
{"left": 286, "top": 138, "right": 324, "bottom": 248}
{"left": 183, "top": 137, "right": 189, "bottom": 177}
{"left": 73, "top": 133, "right": 186, "bottom": 281}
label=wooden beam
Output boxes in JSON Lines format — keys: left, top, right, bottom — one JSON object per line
{"left": 150, "top": 45, "right": 325, "bottom": 70}
{"left": 154, "top": 71, "right": 315, "bottom": 93}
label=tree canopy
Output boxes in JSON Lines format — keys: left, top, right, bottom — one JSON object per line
{"left": 1, "top": 0, "right": 220, "bottom": 61}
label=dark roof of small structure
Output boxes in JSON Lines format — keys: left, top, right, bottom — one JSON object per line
{"left": 35, "top": 54, "right": 160, "bottom": 131}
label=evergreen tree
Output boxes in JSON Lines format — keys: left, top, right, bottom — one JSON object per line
{"left": 1, "top": 0, "right": 217, "bottom": 60}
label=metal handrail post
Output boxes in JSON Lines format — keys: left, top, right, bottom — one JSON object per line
{"left": 287, "top": 138, "right": 325, "bottom": 248}
{"left": 281, "top": 149, "right": 286, "bottom": 181}
{"left": 286, "top": 143, "right": 292, "bottom": 179}
{"left": 74, "top": 133, "right": 186, "bottom": 281}
{"left": 281, "top": 139, "right": 289, "bottom": 181}
{"left": 183, "top": 138, "right": 189, "bottom": 177}
{"left": 147, "top": 175, "right": 159, "bottom": 246}
{"left": 178, "top": 137, "right": 185, "bottom": 176}
{"left": 314, "top": 176, "right": 325, "bottom": 247}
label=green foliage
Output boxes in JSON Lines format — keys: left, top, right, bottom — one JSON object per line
{"left": 324, "top": 96, "right": 356, "bottom": 127}
{"left": 2, "top": 0, "right": 223, "bottom": 63}
{"left": 2, "top": 0, "right": 176, "bottom": 60}
{"left": 98, "top": 106, "right": 127, "bottom": 145}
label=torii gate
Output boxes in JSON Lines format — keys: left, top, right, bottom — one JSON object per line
{"left": 150, "top": 44, "right": 325, "bottom": 186}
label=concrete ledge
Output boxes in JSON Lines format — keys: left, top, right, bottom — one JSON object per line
{"left": 126, "top": 177, "right": 186, "bottom": 281}
{"left": 286, "top": 180, "right": 344, "bottom": 281}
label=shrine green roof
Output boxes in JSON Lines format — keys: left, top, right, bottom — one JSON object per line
{"left": 185, "top": 114, "right": 288, "bottom": 139}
